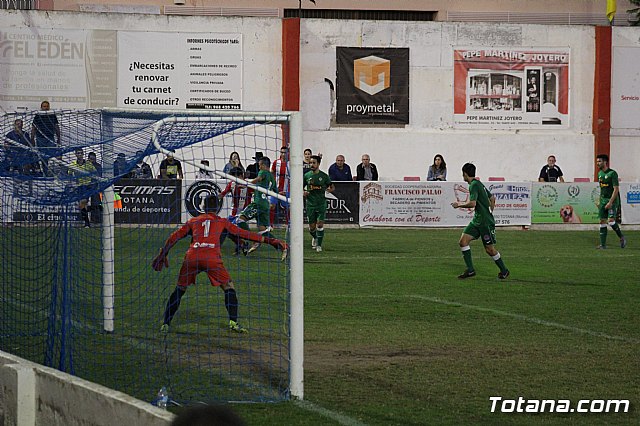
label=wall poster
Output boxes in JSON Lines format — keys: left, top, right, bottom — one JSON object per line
{"left": 453, "top": 47, "right": 570, "bottom": 129}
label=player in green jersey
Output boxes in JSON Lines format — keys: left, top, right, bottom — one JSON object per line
{"left": 236, "top": 157, "right": 285, "bottom": 259}
{"left": 304, "top": 155, "right": 334, "bottom": 252}
{"left": 451, "top": 163, "right": 509, "bottom": 279}
{"left": 596, "top": 154, "right": 626, "bottom": 249}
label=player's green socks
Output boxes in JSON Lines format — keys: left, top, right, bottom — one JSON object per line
{"left": 491, "top": 252, "right": 508, "bottom": 273}
{"left": 237, "top": 221, "right": 250, "bottom": 231}
{"left": 224, "top": 288, "right": 239, "bottom": 322}
{"left": 461, "top": 246, "right": 474, "bottom": 272}
{"left": 599, "top": 225, "right": 608, "bottom": 246}
{"left": 163, "top": 287, "right": 186, "bottom": 325}
{"left": 611, "top": 222, "right": 623, "bottom": 238}
{"left": 316, "top": 227, "right": 325, "bottom": 247}
{"left": 309, "top": 229, "right": 317, "bottom": 239}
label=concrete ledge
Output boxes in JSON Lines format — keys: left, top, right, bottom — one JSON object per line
{"left": 0, "top": 351, "right": 174, "bottom": 426}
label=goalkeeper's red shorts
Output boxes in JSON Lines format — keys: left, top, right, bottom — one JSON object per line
{"left": 177, "top": 253, "right": 231, "bottom": 288}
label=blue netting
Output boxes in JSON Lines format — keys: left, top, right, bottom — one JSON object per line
{"left": 1, "top": 110, "right": 251, "bottom": 205}
{"left": 0, "top": 109, "right": 291, "bottom": 404}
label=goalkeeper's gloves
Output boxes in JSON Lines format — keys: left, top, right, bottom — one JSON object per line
{"left": 263, "top": 237, "right": 288, "bottom": 252}
{"left": 151, "top": 248, "right": 169, "bottom": 271}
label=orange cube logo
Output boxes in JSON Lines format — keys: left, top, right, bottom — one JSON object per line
{"left": 353, "top": 55, "right": 390, "bottom": 95}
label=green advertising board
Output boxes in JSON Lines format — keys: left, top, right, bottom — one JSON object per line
{"left": 532, "top": 183, "right": 600, "bottom": 224}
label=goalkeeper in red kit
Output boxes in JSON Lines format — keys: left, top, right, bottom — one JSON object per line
{"left": 152, "top": 195, "right": 288, "bottom": 334}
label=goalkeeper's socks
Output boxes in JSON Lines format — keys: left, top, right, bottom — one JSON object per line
{"left": 163, "top": 287, "right": 186, "bottom": 325}
{"left": 316, "top": 227, "right": 325, "bottom": 246}
{"left": 491, "top": 252, "right": 507, "bottom": 273}
{"left": 599, "top": 224, "right": 608, "bottom": 247}
{"left": 224, "top": 288, "right": 239, "bottom": 322}
{"left": 611, "top": 223, "right": 623, "bottom": 238}
{"left": 461, "top": 246, "right": 474, "bottom": 272}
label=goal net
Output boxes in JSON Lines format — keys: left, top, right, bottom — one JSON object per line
{"left": 0, "top": 108, "right": 304, "bottom": 403}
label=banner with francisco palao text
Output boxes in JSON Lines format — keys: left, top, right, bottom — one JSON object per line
{"left": 358, "top": 181, "right": 531, "bottom": 227}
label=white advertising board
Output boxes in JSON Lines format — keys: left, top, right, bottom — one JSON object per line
{"left": 358, "top": 181, "right": 531, "bottom": 227}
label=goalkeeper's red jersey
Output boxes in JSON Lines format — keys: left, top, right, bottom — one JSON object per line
{"left": 165, "top": 213, "right": 262, "bottom": 257}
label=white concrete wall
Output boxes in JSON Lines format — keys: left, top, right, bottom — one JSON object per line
{"left": 300, "top": 20, "right": 604, "bottom": 182}
{"left": 0, "top": 351, "right": 174, "bottom": 426}
{"left": 611, "top": 27, "right": 640, "bottom": 183}
{"left": 1, "top": 12, "right": 634, "bottom": 182}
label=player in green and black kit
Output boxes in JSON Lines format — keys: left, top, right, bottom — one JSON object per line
{"left": 236, "top": 156, "right": 286, "bottom": 259}
{"left": 451, "top": 163, "right": 509, "bottom": 279}
{"left": 596, "top": 154, "right": 626, "bottom": 249}
{"left": 304, "top": 155, "right": 334, "bottom": 252}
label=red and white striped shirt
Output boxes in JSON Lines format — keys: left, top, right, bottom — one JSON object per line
{"left": 271, "top": 158, "right": 289, "bottom": 194}
{"left": 220, "top": 181, "right": 252, "bottom": 216}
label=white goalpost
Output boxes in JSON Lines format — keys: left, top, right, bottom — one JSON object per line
{"left": 147, "top": 110, "right": 305, "bottom": 400}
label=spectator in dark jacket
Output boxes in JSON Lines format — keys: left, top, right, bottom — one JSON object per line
{"left": 356, "top": 154, "right": 378, "bottom": 181}
{"left": 328, "top": 155, "right": 353, "bottom": 181}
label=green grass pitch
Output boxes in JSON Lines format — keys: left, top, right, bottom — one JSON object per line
{"left": 232, "top": 227, "right": 639, "bottom": 425}
{"left": 2, "top": 226, "right": 638, "bottom": 424}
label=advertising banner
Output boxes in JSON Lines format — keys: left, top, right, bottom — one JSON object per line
{"left": 621, "top": 182, "right": 640, "bottom": 224}
{"left": 114, "top": 178, "right": 182, "bottom": 224}
{"left": 118, "top": 32, "right": 243, "bottom": 110}
{"left": 531, "top": 182, "right": 600, "bottom": 224}
{"left": 0, "top": 28, "right": 242, "bottom": 111}
{"left": 336, "top": 47, "right": 409, "bottom": 124}
{"left": 453, "top": 47, "right": 570, "bottom": 129}
{"left": 358, "top": 181, "right": 531, "bottom": 227}
{"left": 0, "top": 28, "right": 89, "bottom": 110}
{"left": 307, "top": 181, "right": 359, "bottom": 224}
{"left": 611, "top": 47, "right": 640, "bottom": 130}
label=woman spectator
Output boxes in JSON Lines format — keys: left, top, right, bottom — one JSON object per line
{"left": 426, "top": 154, "right": 447, "bottom": 181}
{"left": 303, "top": 148, "right": 313, "bottom": 177}
{"left": 223, "top": 151, "right": 245, "bottom": 175}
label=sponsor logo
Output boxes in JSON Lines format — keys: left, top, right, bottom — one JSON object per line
{"left": 361, "top": 182, "right": 383, "bottom": 203}
{"left": 567, "top": 185, "right": 580, "bottom": 198}
{"left": 185, "top": 180, "right": 222, "bottom": 217}
{"left": 536, "top": 185, "right": 558, "bottom": 208}
{"left": 114, "top": 185, "right": 176, "bottom": 195}
{"left": 353, "top": 55, "right": 390, "bottom": 95}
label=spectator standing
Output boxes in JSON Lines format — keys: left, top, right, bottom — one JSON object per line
{"left": 31, "top": 100, "right": 61, "bottom": 175}
{"left": 114, "top": 153, "right": 134, "bottom": 178}
{"left": 222, "top": 151, "right": 244, "bottom": 175}
{"left": 245, "top": 151, "right": 263, "bottom": 179}
{"left": 5, "top": 118, "right": 36, "bottom": 174}
{"left": 538, "top": 155, "right": 564, "bottom": 182}
{"left": 356, "top": 154, "right": 378, "bottom": 181}
{"left": 87, "top": 152, "right": 102, "bottom": 177}
{"left": 133, "top": 150, "right": 153, "bottom": 179}
{"left": 197, "top": 159, "right": 213, "bottom": 179}
{"left": 328, "top": 155, "right": 352, "bottom": 181}
{"left": 426, "top": 154, "right": 447, "bottom": 181}
{"left": 87, "top": 152, "right": 103, "bottom": 223}
{"left": 68, "top": 148, "right": 96, "bottom": 228}
{"left": 159, "top": 154, "right": 183, "bottom": 179}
